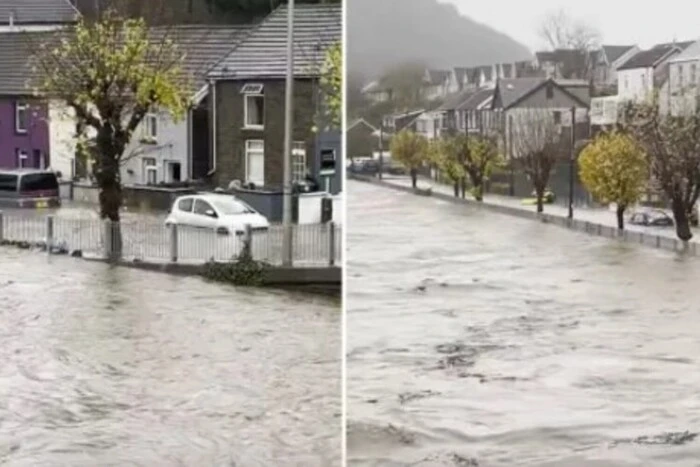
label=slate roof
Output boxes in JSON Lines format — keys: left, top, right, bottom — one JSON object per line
{"left": 496, "top": 78, "right": 547, "bottom": 108}
{"left": 425, "top": 69, "right": 450, "bottom": 85}
{"left": 480, "top": 65, "right": 493, "bottom": 81}
{"left": 602, "top": 45, "right": 635, "bottom": 64}
{"left": 618, "top": 45, "right": 678, "bottom": 70}
{"left": 438, "top": 88, "right": 477, "bottom": 111}
{"left": 208, "top": 4, "right": 340, "bottom": 80}
{"left": 501, "top": 63, "right": 513, "bottom": 78}
{"left": 150, "top": 25, "right": 252, "bottom": 93}
{"left": 454, "top": 67, "right": 470, "bottom": 84}
{"left": 455, "top": 88, "right": 494, "bottom": 111}
{"left": 653, "top": 41, "right": 694, "bottom": 51}
{"left": 0, "top": 0, "right": 78, "bottom": 25}
{"left": 0, "top": 31, "right": 62, "bottom": 95}
{"left": 669, "top": 40, "right": 700, "bottom": 62}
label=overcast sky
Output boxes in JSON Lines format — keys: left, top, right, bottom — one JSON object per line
{"left": 440, "top": 0, "right": 700, "bottom": 51}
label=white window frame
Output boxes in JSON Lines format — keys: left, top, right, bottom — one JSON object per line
{"left": 143, "top": 157, "right": 157, "bottom": 185}
{"left": 292, "top": 142, "right": 306, "bottom": 183}
{"left": 245, "top": 140, "right": 265, "bottom": 186}
{"left": 15, "top": 102, "right": 28, "bottom": 133}
{"left": 242, "top": 83, "right": 265, "bottom": 130}
{"left": 17, "top": 149, "right": 28, "bottom": 168}
{"left": 143, "top": 114, "right": 158, "bottom": 140}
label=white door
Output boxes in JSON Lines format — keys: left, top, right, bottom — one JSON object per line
{"left": 245, "top": 140, "right": 264, "bottom": 186}
{"left": 192, "top": 199, "right": 218, "bottom": 229}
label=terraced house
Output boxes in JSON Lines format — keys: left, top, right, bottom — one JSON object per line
{"left": 207, "top": 3, "right": 342, "bottom": 194}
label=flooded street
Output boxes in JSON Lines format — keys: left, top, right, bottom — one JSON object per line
{"left": 0, "top": 250, "right": 340, "bottom": 466}
{"left": 347, "top": 181, "right": 700, "bottom": 466}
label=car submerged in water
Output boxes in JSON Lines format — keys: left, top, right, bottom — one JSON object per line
{"left": 165, "top": 193, "right": 269, "bottom": 236}
{"left": 0, "top": 169, "right": 60, "bottom": 209}
{"left": 629, "top": 209, "right": 674, "bottom": 227}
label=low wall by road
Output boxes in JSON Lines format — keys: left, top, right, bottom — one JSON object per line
{"left": 72, "top": 183, "right": 197, "bottom": 211}
{"left": 350, "top": 174, "right": 699, "bottom": 256}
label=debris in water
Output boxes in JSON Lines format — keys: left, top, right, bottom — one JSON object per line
{"left": 398, "top": 390, "right": 440, "bottom": 404}
{"left": 612, "top": 430, "right": 698, "bottom": 446}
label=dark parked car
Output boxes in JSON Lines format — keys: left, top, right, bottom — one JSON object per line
{"left": 629, "top": 209, "right": 674, "bottom": 227}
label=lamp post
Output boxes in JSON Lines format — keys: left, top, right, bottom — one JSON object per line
{"left": 568, "top": 106, "right": 577, "bottom": 220}
{"left": 281, "top": 0, "right": 295, "bottom": 266}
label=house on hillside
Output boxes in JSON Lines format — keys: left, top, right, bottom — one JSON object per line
{"left": 361, "top": 81, "right": 392, "bottom": 104}
{"left": 438, "top": 87, "right": 495, "bottom": 135}
{"left": 382, "top": 109, "right": 426, "bottom": 134}
{"left": 667, "top": 40, "right": 700, "bottom": 114}
{"left": 119, "top": 25, "right": 252, "bottom": 186}
{"left": 592, "top": 45, "right": 639, "bottom": 93}
{"left": 535, "top": 49, "right": 590, "bottom": 80}
{"left": 422, "top": 69, "right": 451, "bottom": 101}
{"left": 206, "top": 4, "right": 342, "bottom": 194}
{"left": 617, "top": 44, "right": 683, "bottom": 102}
{"left": 0, "top": 0, "right": 78, "bottom": 31}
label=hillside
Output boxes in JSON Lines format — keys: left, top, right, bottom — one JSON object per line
{"left": 347, "top": 0, "right": 532, "bottom": 80}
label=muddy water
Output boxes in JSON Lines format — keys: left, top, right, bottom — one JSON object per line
{"left": 0, "top": 250, "right": 340, "bottom": 466}
{"left": 347, "top": 181, "right": 700, "bottom": 466}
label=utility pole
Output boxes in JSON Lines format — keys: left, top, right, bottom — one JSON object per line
{"left": 568, "top": 106, "right": 576, "bottom": 220}
{"left": 508, "top": 114, "right": 514, "bottom": 197}
{"left": 378, "top": 119, "right": 384, "bottom": 180}
{"left": 281, "top": 0, "right": 295, "bottom": 266}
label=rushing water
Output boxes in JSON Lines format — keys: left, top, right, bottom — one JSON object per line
{"left": 347, "top": 181, "right": 700, "bottom": 467}
{"left": 0, "top": 250, "right": 340, "bottom": 466}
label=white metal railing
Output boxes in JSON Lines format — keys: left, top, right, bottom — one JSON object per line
{"left": 0, "top": 212, "right": 341, "bottom": 267}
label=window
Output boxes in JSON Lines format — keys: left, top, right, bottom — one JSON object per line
{"left": 242, "top": 83, "right": 264, "bottom": 129}
{"left": 245, "top": 140, "right": 264, "bottom": 186}
{"left": 624, "top": 76, "right": 629, "bottom": 90}
{"left": 143, "top": 114, "right": 158, "bottom": 140}
{"left": 678, "top": 65, "right": 684, "bottom": 91}
{"left": 194, "top": 199, "right": 216, "bottom": 217}
{"left": 292, "top": 142, "right": 306, "bottom": 183}
{"left": 15, "top": 102, "right": 27, "bottom": 133}
{"left": 178, "top": 198, "right": 193, "bottom": 212}
{"left": 553, "top": 111, "right": 562, "bottom": 124}
{"left": 692, "top": 64, "right": 697, "bottom": 87}
{"left": 143, "top": 157, "right": 157, "bottom": 185}
{"left": 0, "top": 174, "right": 18, "bottom": 192}
{"left": 19, "top": 173, "right": 58, "bottom": 193}
{"left": 16, "top": 149, "right": 28, "bottom": 168}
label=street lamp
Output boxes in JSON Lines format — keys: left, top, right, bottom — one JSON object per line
{"left": 281, "top": 0, "right": 295, "bottom": 266}
{"left": 568, "top": 106, "right": 577, "bottom": 220}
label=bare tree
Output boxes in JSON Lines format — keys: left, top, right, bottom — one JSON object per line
{"left": 623, "top": 97, "right": 700, "bottom": 241}
{"left": 538, "top": 9, "right": 600, "bottom": 79}
{"left": 511, "top": 109, "right": 562, "bottom": 213}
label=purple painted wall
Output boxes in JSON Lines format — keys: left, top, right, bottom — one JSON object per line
{"left": 0, "top": 99, "right": 50, "bottom": 170}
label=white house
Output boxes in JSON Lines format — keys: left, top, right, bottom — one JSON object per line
{"left": 617, "top": 44, "right": 683, "bottom": 102}
{"left": 119, "top": 25, "right": 251, "bottom": 186}
{"left": 667, "top": 39, "right": 700, "bottom": 114}
{"left": 361, "top": 80, "right": 392, "bottom": 104}
{"left": 422, "top": 69, "right": 451, "bottom": 101}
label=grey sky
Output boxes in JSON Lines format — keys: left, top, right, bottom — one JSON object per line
{"left": 441, "top": 0, "right": 700, "bottom": 51}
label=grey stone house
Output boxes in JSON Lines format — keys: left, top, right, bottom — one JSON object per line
{"left": 206, "top": 3, "right": 341, "bottom": 193}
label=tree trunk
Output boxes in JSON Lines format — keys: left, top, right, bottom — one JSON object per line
{"left": 472, "top": 180, "right": 483, "bottom": 202}
{"left": 453, "top": 181, "right": 459, "bottom": 197}
{"left": 410, "top": 168, "right": 417, "bottom": 188}
{"left": 95, "top": 128, "right": 125, "bottom": 260}
{"left": 616, "top": 204, "right": 625, "bottom": 230}
{"left": 671, "top": 196, "right": 693, "bottom": 241}
{"left": 460, "top": 176, "right": 466, "bottom": 199}
{"left": 535, "top": 186, "right": 544, "bottom": 213}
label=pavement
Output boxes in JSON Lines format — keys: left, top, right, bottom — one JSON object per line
{"left": 378, "top": 175, "right": 700, "bottom": 245}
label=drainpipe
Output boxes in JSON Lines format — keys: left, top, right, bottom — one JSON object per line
{"left": 207, "top": 79, "right": 217, "bottom": 178}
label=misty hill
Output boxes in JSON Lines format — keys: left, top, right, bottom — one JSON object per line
{"left": 348, "top": 0, "right": 532, "bottom": 80}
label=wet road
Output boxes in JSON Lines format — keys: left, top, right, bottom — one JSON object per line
{"left": 0, "top": 250, "right": 340, "bottom": 466}
{"left": 347, "top": 181, "right": 700, "bottom": 466}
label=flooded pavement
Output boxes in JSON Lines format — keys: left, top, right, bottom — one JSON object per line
{"left": 347, "top": 181, "right": 700, "bottom": 466}
{"left": 0, "top": 249, "right": 340, "bottom": 466}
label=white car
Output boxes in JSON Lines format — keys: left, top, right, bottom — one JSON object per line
{"left": 165, "top": 193, "right": 270, "bottom": 235}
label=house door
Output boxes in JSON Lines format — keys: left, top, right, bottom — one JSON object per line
{"left": 245, "top": 140, "right": 264, "bottom": 187}
{"left": 166, "top": 161, "right": 182, "bottom": 183}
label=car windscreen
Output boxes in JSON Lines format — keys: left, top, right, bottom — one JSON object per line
{"left": 0, "top": 174, "right": 18, "bottom": 192}
{"left": 19, "top": 173, "right": 59, "bottom": 193}
{"left": 211, "top": 198, "right": 255, "bottom": 215}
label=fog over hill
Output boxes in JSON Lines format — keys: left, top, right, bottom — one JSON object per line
{"left": 347, "top": 0, "right": 532, "bottom": 80}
